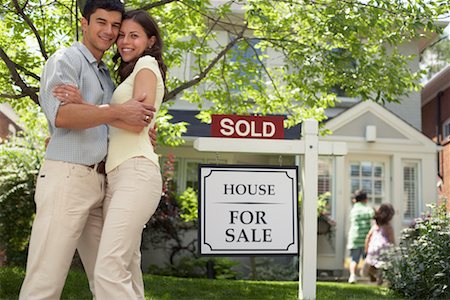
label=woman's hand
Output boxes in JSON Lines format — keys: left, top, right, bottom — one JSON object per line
{"left": 53, "top": 84, "right": 84, "bottom": 104}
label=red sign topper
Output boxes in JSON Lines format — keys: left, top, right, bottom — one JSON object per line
{"left": 211, "top": 115, "right": 284, "bottom": 139}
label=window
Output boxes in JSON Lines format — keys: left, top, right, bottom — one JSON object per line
{"left": 229, "top": 37, "right": 263, "bottom": 91}
{"left": 403, "top": 160, "right": 420, "bottom": 221}
{"left": 318, "top": 157, "right": 334, "bottom": 216}
{"left": 350, "top": 161, "right": 385, "bottom": 205}
{"left": 443, "top": 119, "right": 450, "bottom": 140}
{"left": 161, "top": 155, "right": 226, "bottom": 193}
{"left": 185, "top": 160, "right": 203, "bottom": 192}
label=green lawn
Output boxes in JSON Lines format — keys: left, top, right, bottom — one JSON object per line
{"left": 0, "top": 267, "right": 401, "bottom": 300}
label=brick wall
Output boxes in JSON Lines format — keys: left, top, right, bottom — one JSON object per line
{"left": 423, "top": 89, "right": 450, "bottom": 209}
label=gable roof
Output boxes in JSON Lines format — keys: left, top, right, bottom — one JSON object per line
{"left": 322, "top": 101, "right": 437, "bottom": 153}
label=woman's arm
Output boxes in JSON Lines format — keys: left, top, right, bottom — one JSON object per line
{"left": 133, "top": 68, "right": 157, "bottom": 106}
{"left": 385, "top": 224, "right": 395, "bottom": 245}
{"left": 365, "top": 228, "right": 373, "bottom": 253}
{"left": 109, "top": 68, "right": 158, "bottom": 132}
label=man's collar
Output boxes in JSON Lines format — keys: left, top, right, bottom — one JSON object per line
{"left": 73, "top": 41, "right": 108, "bottom": 70}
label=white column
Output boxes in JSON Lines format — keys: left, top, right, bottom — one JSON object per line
{"left": 299, "top": 119, "right": 318, "bottom": 300}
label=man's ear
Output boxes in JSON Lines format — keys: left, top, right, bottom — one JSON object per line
{"left": 81, "top": 17, "right": 88, "bottom": 33}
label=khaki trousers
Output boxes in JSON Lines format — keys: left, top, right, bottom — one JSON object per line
{"left": 94, "top": 157, "right": 162, "bottom": 300}
{"left": 19, "top": 160, "right": 105, "bottom": 300}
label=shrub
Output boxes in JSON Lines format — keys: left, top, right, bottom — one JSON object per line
{"left": 0, "top": 131, "right": 44, "bottom": 266}
{"left": 381, "top": 201, "right": 450, "bottom": 299}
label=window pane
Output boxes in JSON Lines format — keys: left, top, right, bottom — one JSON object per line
{"left": 350, "top": 164, "right": 359, "bottom": 176}
{"left": 374, "top": 165, "right": 383, "bottom": 177}
{"left": 351, "top": 179, "right": 360, "bottom": 194}
{"left": 361, "top": 162, "right": 372, "bottom": 177}
{"left": 374, "top": 180, "right": 382, "bottom": 195}
{"left": 362, "top": 179, "right": 372, "bottom": 194}
{"left": 186, "top": 161, "right": 201, "bottom": 191}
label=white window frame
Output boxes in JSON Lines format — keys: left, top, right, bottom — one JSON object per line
{"left": 443, "top": 118, "right": 450, "bottom": 141}
{"left": 348, "top": 157, "right": 389, "bottom": 206}
{"left": 402, "top": 160, "right": 421, "bottom": 223}
{"left": 162, "top": 157, "right": 227, "bottom": 193}
{"left": 318, "top": 156, "right": 336, "bottom": 219}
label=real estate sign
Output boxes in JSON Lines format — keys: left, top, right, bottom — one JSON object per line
{"left": 198, "top": 164, "right": 298, "bottom": 255}
{"left": 211, "top": 114, "right": 284, "bottom": 139}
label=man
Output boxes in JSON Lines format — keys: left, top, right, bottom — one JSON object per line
{"left": 19, "top": 1, "right": 155, "bottom": 298}
{"left": 346, "top": 190, "right": 375, "bottom": 284}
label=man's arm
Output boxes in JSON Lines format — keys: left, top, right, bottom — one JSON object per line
{"left": 55, "top": 94, "right": 155, "bottom": 129}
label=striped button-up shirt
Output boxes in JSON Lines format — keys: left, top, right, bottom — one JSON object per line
{"left": 39, "top": 42, "right": 115, "bottom": 165}
{"left": 347, "top": 202, "right": 374, "bottom": 249}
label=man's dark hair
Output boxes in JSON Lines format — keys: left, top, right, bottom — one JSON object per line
{"left": 82, "top": 0, "right": 125, "bottom": 22}
{"left": 353, "top": 189, "right": 367, "bottom": 202}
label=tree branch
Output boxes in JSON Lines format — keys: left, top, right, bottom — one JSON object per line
{"left": 245, "top": 38, "right": 283, "bottom": 100}
{"left": 13, "top": 0, "right": 48, "bottom": 60}
{"left": 0, "top": 47, "right": 39, "bottom": 104}
{"left": 14, "top": 63, "right": 40, "bottom": 81}
{"left": 165, "top": 26, "right": 247, "bottom": 101}
{"left": 0, "top": 93, "right": 36, "bottom": 100}
{"left": 141, "top": 0, "right": 180, "bottom": 10}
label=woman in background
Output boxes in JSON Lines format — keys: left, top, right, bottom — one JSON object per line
{"left": 363, "top": 203, "right": 395, "bottom": 285}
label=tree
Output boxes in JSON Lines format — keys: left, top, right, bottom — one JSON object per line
{"left": 0, "top": 0, "right": 448, "bottom": 130}
{"left": 0, "top": 0, "right": 447, "bottom": 266}
{"left": 421, "top": 35, "right": 450, "bottom": 80}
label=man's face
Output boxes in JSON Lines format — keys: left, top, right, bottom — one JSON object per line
{"left": 81, "top": 8, "right": 122, "bottom": 60}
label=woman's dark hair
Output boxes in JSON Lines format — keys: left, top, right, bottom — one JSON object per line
{"left": 353, "top": 189, "right": 367, "bottom": 203}
{"left": 113, "top": 10, "right": 167, "bottom": 100}
{"left": 374, "top": 203, "right": 395, "bottom": 226}
{"left": 82, "top": 0, "right": 124, "bottom": 22}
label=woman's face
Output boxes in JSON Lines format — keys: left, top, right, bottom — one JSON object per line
{"left": 116, "top": 19, "right": 153, "bottom": 62}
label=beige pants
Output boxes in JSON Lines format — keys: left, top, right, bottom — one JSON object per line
{"left": 19, "top": 160, "right": 105, "bottom": 300}
{"left": 94, "top": 157, "right": 162, "bottom": 300}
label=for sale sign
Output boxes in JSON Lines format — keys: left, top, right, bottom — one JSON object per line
{"left": 198, "top": 165, "right": 299, "bottom": 255}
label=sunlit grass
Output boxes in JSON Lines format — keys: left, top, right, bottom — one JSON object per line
{"left": 0, "top": 267, "right": 401, "bottom": 299}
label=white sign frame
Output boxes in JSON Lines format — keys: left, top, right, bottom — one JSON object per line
{"left": 198, "top": 164, "right": 299, "bottom": 256}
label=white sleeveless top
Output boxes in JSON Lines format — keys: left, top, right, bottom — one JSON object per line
{"left": 106, "top": 56, "right": 164, "bottom": 173}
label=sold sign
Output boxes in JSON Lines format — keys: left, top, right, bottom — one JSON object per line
{"left": 211, "top": 115, "right": 284, "bottom": 139}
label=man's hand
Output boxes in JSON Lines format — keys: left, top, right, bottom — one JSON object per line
{"left": 116, "top": 93, "right": 156, "bottom": 128}
{"left": 148, "top": 124, "right": 157, "bottom": 151}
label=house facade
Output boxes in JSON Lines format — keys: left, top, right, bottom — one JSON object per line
{"left": 141, "top": 5, "right": 441, "bottom": 274}
{"left": 0, "top": 103, "right": 22, "bottom": 141}
{"left": 421, "top": 65, "right": 450, "bottom": 207}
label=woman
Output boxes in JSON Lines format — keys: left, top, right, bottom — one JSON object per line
{"left": 363, "top": 203, "right": 395, "bottom": 285}
{"left": 54, "top": 10, "right": 166, "bottom": 299}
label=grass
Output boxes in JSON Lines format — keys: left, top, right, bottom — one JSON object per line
{"left": 0, "top": 267, "right": 401, "bottom": 300}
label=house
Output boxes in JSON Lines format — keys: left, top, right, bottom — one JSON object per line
{"left": 421, "top": 65, "right": 450, "bottom": 208}
{"left": 0, "top": 103, "right": 22, "bottom": 142}
{"left": 141, "top": 5, "right": 443, "bottom": 276}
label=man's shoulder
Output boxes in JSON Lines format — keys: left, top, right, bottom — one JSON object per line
{"left": 47, "top": 44, "right": 83, "bottom": 65}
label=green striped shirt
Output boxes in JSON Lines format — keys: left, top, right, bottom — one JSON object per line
{"left": 347, "top": 202, "right": 374, "bottom": 249}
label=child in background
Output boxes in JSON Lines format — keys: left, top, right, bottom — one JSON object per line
{"left": 346, "top": 190, "right": 375, "bottom": 284}
{"left": 363, "top": 203, "right": 395, "bottom": 285}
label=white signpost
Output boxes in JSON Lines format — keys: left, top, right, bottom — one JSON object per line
{"left": 198, "top": 165, "right": 298, "bottom": 255}
{"left": 194, "top": 118, "right": 347, "bottom": 300}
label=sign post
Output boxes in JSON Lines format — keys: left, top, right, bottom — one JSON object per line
{"left": 194, "top": 117, "right": 347, "bottom": 300}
